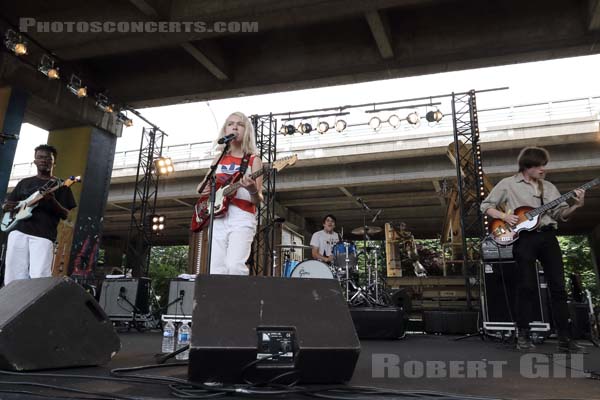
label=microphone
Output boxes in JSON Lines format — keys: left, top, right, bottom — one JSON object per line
{"left": 371, "top": 209, "right": 382, "bottom": 223}
{"left": 357, "top": 197, "right": 370, "bottom": 210}
{"left": 218, "top": 133, "right": 236, "bottom": 144}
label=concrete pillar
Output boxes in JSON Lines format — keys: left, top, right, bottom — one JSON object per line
{"left": 0, "top": 86, "right": 28, "bottom": 202}
{"left": 48, "top": 126, "right": 117, "bottom": 277}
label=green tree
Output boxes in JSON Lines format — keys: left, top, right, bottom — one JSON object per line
{"left": 148, "top": 246, "right": 189, "bottom": 308}
{"left": 558, "top": 235, "right": 599, "bottom": 306}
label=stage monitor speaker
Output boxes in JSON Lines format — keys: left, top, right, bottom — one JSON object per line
{"left": 483, "top": 261, "right": 550, "bottom": 327}
{"left": 166, "top": 279, "right": 195, "bottom": 318}
{"left": 568, "top": 302, "right": 591, "bottom": 339}
{"left": 350, "top": 307, "right": 406, "bottom": 339}
{"left": 0, "top": 277, "right": 120, "bottom": 371}
{"left": 189, "top": 275, "right": 361, "bottom": 384}
{"left": 99, "top": 278, "right": 151, "bottom": 318}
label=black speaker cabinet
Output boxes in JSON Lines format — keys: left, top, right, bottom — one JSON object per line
{"left": 350, "top": 307, "right": 406, "bottom": 339}
{"left": 166, "top": 279, "right": 195, "bottom": 318}
{"left": 99, "top": 278, "right": 150, "bottom": 318}
{"left": 568, "top": 302, "right": 591, "bottom": 339}
{"left": 482, "top": 261, "right": 551, "bottom": 330}
{"left": 423, "top": 311, "right": 479, "bottom": 334}
{"left": 0, "top": 277, "right": 120, "bottom": 371}
{"left": 189, "top": 275, "right": 360, "bottom": 384}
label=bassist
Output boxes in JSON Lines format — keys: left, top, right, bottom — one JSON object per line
{"left": 481, "top": 146, "right": 585, "bottom": 352}
{"left": 2, "top": 145, "right": 76, "bottom": 286}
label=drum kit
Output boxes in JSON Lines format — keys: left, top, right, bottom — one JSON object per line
{"left": 275, "top": 224, "right": 390, "bottom": 307}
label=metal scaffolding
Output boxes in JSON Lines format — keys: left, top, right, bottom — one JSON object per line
{"left": 451, "top": 90, "right": 486, "bottom": 308}
{"left": 251, "top": 114, "right": 278, "bottom": 276}
{"left": 125, "top": 126, "right": 165, "bottom": 277}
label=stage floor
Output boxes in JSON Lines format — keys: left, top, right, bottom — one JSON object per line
{"left": 1, "top": 331, "right": 599, "bottom": 400}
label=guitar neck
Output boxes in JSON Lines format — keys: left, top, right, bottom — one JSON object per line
{"left": 26, "top": 179, "right": 62, "bottom": 208}
{"left": 529, "top": 178, "right": 599, "bottom": 218}
{"left": 223, "top": 165, "right": 269, "bottom": 196}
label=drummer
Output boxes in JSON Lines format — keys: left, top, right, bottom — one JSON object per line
{"left": 310, "top": 214, "right": 340, "bottom": 264}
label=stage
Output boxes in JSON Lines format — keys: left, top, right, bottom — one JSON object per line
{"left": 1, "top": 332, "right": 598, "bottom": 400}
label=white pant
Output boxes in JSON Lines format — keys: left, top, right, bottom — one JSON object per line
{"left": 4, "top": 230, "right": 54, "bottom": 285}
{"left": 209, "top": 206, "right": 256, "bottom": 275}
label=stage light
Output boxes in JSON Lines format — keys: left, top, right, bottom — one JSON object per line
{"left": 335, "top": 119, "right": 347, "bottom": 132}
{"left": 116, "top": 112, "right": 133, "bottom": 127}
{"left": 368, "top": 116, "right": 381, "bottom": 131}
{"left": 67, "top": 74, "right": 87, "bottom": 98}
{"left": 38, "top": 55, "right": 59, "bottom": 80}
{"left": 4, "top": 29, "right": 27, "bottom": 56}
{"left": 387, "top": 114, "right": 401, "bottom": 128}
{"left": 406, "top": 112, "right": 420, "bottom": 125}
{"left": 280, "top": 124, "right": 296, "bottom": 135}
{"left": 426, "top": 109, "right": 443, "bottom": 123}
{"left": 154, "top": 157, "right": 175, "bottom": 175}
{"left": 317, "top": 121, "right": 329, "bottom": 134}
{"left": 95, "top": 93, "right": 114, "bottom": 113}
{"left": 150, "top": 214, "right": 166, "bottom": 233}
{"left": 298, "top": 122, "right": 312, "bottom": 134}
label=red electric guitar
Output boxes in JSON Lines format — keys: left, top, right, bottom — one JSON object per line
{"left": 191, "top": 154, "right": 298, "bottom": 232}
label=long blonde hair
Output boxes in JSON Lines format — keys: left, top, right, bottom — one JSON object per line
{"left": 215, "top": 112, "right": 258, "bottom": 155}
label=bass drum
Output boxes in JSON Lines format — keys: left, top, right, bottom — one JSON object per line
{"left": 290, "top": 260, "right": 334, "bottom": 279}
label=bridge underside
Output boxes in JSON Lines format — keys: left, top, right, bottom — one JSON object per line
{"left": 103, "top": 130, "right": 600, "bottom": 245}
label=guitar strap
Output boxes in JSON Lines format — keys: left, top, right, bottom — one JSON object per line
{"left": 538, "top": 180, "right": 545, "bottom": 206}
{"left": 239, "top": 153, "right": 251, "bottom": 177}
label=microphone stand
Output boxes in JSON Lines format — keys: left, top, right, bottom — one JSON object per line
{"left": 197, "top": 142, "right": 231, "bottom": 273}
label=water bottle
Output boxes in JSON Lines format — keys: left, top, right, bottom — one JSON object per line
{"left": 176, "top": 322, "right": 191, "bottom": 360}
{"left": 161, "top": 321, "right": 176, "bottom": 353}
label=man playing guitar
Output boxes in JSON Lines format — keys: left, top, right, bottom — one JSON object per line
{"left": 2, "top": 144, "right": 77, "bottom": 286}
{"left": 481, "top": 146, "right": 586, "bottom": 353}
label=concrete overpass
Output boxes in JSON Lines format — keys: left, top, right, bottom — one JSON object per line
{"left": 9, "top": 95, "right": 600, "bottom": 246}
{"left": 2, "top": 0, "right": 600, "bottom": 133}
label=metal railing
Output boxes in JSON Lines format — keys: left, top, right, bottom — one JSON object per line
{"left": 9, "top": 95, "right": 600, "bottom": 185}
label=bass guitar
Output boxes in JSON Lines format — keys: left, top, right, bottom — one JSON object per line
{"left": 488, "top": 177, "right": 599, "bottom": 245}
{"left": 1, "top": 176, "right": 81, "bottom": 232}
{"left": 191, "top": 154, "right": 297, "bottom": 232}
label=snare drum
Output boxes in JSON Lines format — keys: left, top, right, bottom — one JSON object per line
{"left": 283, "top": 259, "right": 300, "bottom": 277}
{"left": 332, "top": 242, "right": 357, "bottom": 270}
{"left": 290, "top": 260, "right": 334, "bottom": 279}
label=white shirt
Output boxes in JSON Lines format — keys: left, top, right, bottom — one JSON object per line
{"left": 310, "top": 229, "right": 339, "bottom": 257}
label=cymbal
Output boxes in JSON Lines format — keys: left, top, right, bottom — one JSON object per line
{"left": 276, "top": 244, "right": 312, "bottom": 249}
{"left": 351, "top": 226, "right": 382, "bottom": 236}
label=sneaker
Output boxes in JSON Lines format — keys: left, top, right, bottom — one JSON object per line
{"left": 516, "top": 330, "right": 536, "bottom": 351}
{"left": 557, "top": 338, "right": 587, "bottom": 354}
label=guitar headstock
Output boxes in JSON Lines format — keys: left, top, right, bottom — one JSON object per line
{"left": 64, "top": 176, "right": 82, "bottom": 187}
{"left": 271, "top": 154, "right": 298, "bottom": 172}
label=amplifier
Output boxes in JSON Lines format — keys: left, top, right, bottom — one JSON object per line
{"left": 481, "top": 237, "right": 513, "bottom": 260}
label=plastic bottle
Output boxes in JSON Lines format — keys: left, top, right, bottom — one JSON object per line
{"left": 161, "top": 321, "right": 176, "bottom": 353}
{"left": 175, "top": 322, "right": 191, "bottom": 360}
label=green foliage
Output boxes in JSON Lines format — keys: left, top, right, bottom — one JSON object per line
{"left": 558, "top": 236, "right": 599, "bottom": 306}
{"left": 148, "top": 246, "right": 189, "bottom": 308}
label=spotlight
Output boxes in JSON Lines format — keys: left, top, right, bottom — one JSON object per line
{"left": 4, "top": 29, "right": 27, "bottom": 56}
{"left": 334, "top": 119, "right": 346, "bottom": 132}
{"left": 149, "top": 214, "right": 166, "bottom": 233}
{"left": 426, "top": 109, "right": 444, "bottom": 123}
{"left": 116, "top": 112, "right": 133, "bottom": 127}
{"left": 95, "top": 93, "right": 113, "bottom": 113}
{"left": 369, "top": 116, "right": 382, "bottom": 131}
{"left": 298, "top": 122, "right": 312, "bottom": 134}
{"left": 280, "top": 124, "right": 296, "bottom": 135}
{"left": 67, "top": 74, "right": 87, "bottom": 98}
{"left": 387, "top": 114, "right": 401, "bottom": 129}
{"left": 406, "top": 112, "right": 420, "bottom": 125}
{"left": 317, "top": 121, "right": 329, "bottom": 134}
{"left": 154, "top": 157, "right": 175, "bottom": 175}
{"left": 38, "top": 54, "right": 59, "bottom": 80}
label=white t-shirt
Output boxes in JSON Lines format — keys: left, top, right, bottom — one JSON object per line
{"left": 310, "top": 229, "right": 339, "bottom": 257}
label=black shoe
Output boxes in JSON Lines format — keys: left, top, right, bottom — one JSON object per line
{"left": 557, "top": 338, "right": 587, "bottom": 354}
{"left": 516, "top": 330, "right": 535, "bottom": 351}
